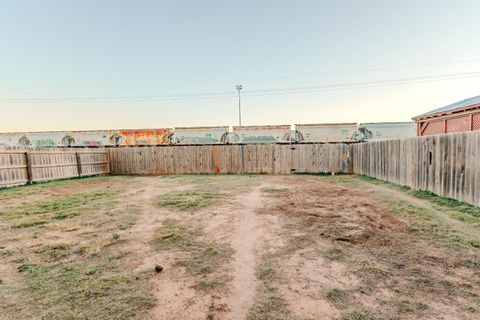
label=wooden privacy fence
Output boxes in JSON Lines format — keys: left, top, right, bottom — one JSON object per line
{"left": 351, "top": 131, "right": 480, "bottom": 206}
{"left": 109, "top": 143, "right": 351, "bottom": 175}
{"left": 0, "top": 149, "right": 110, "bottom": 188}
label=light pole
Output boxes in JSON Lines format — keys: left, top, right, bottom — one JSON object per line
{"left": 236, "top": 84, "right": 242, "bottom": 126}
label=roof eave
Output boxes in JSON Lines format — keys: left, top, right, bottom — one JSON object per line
{"left": 412, "top": 103, "right": 480, "bottom": 121}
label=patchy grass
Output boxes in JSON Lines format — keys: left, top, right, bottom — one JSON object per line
{"left": 2, "top": 190, "right": 120, "bottom": 228}
{"left": 381, "top": 195, "right": 478, "bottom": 248}
{"left": 0, "top": 176, "right": 129, "bottom": 200}
{"left": 248, "top": 260, "right": 296, "bottom": 320}
{"left": 342, "top": 309, "right": 377, "bottom": 320}
{"left": 152, "top": 219, "right": 201, "bottom": 250}
{"left": 153, "top": 219, "right": 233, "bottom": 291}
{"left": 324, "top": 288, "right": 347, "bottom": 303}
{"left": 261, "top": 187, "right": 290, "bottom": 197}
{"left": 355, "top": 175, "right": 480, "bottom": 228}
{"left": 158, "top": 174, "right": 260, "bottom": 193}
{"left": 156, "top": 190, "right": 224, "bottom": 211}
{"left": 17, "top": 262, "right": 155, "bottom": 319}
{"left": 329, "top": 175, "right": 480, "bottom": 249}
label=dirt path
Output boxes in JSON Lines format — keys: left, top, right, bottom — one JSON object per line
{"left": 225, "top": 185, "right": 264, "bottom": 320}
{"left": 122, "top": 178, "right": 212, "bottom": 320}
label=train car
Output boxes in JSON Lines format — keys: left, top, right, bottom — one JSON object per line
{"left": 0, "top": 131, "right": 67, "bottom": 148}
{"left": 353, "top": 122, "right": 416, "bottom": 141}
{"left": 294, "top": 123, "right": 357, "bottom": 143}
{"left": 116, "top": 129, "right": 172, "bottom": 146}
{"left": 171, "top": 126, "right": 229, "bottom": 145}
{"left": 230, "top": 125, "right": 292, "bottom": 144}
{"left": 65, "top": 130, "right": 113, "bottom": 147}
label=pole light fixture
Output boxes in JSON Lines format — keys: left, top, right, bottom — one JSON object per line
{"left": 236, "top": 84, "right": 243, "bottom": 126}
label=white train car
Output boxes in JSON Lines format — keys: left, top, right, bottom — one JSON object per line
{"left": 353, "top": 122, "right": 416, "bottom": 141}
{"left": 171, "top": 126, "right": 229, "bottom": 145}
{"left": 294, "top": 123, "right": 357, "bottom": 143}
{"left": 0, "top": 131, "right": 66, "bottom": 148}
{"left": 230, "top": 125, "right": 292, "bottom": 144}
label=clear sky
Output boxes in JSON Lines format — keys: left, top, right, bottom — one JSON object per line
{"left": 1, "top": 0, "right": 480, "bottom": 132}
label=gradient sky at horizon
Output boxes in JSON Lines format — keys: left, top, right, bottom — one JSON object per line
{"left": 1, "top": 0, "right": 480, "bottom": 132}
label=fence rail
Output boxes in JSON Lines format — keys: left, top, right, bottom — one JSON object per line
{"left": 109, "top": 143, "right": 350, "bottom": 175}
{"left": 0, "top": 149, "right": 110, "bottom": 188}
{"left": 351, "top": 131, "right": 480, "bottom": 206}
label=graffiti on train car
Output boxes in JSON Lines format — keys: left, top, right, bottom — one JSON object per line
{"left": 83, "top": 140, "right": 101, "bottom": 148}
{"left": 35, "top": 139, "right": 56, "bottom": 147}
{"left": 231, "top": 125, "right": 292, "bottom": 144}
{"left": 171, "top": 126, "right": 229, "bottom": 145}
{"left": 119, "top": 129, "right": 172, "bottom": 145}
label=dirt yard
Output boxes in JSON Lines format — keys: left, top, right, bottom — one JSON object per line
{"left": 1, "top": 174, "right": 479, "bottom": 320}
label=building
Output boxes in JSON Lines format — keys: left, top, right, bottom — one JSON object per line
{"left": 412, "top": 95, "right": 480, "bottom": 136}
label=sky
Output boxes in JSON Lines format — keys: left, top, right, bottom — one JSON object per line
{"left": 1, "top": 0, "right": 480, "bottom": 132}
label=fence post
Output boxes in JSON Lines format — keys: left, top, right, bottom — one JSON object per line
{"left": 75, "top": 152, "right": 82, "bottom": 177}
{"left": 25, "top": 152, "right": 33, "bottom": 184}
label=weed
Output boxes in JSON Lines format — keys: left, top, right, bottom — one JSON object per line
{"left": 18, "top": 263, "right": 36, "bottom": 273}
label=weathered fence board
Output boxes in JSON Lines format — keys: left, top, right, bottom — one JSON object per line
{"left": 351, "top": 131, "right": 480, "bottom": 206}
{"left": 108, "top": 143, "right": 351, "bottom": 175}
{"left": 0, "top": 149, "right": 110, "bottom": 188}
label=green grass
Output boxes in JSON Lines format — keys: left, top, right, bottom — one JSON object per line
{"left": 153, "top": 219, "right": 233, "bottom": 291}
{"left": 2, "top": 190, "right": 120, "bottom": 228}
{"left": 156, "top": 190, "right": 224, "bottom": 211}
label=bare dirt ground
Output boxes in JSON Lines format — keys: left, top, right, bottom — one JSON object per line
{"left": 0, "top": 174, "right": 479, "bottom": 320}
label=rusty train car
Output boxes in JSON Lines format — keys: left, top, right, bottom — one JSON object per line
{"left": 0, "top": 129, "right": 173, "bottom": 148}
